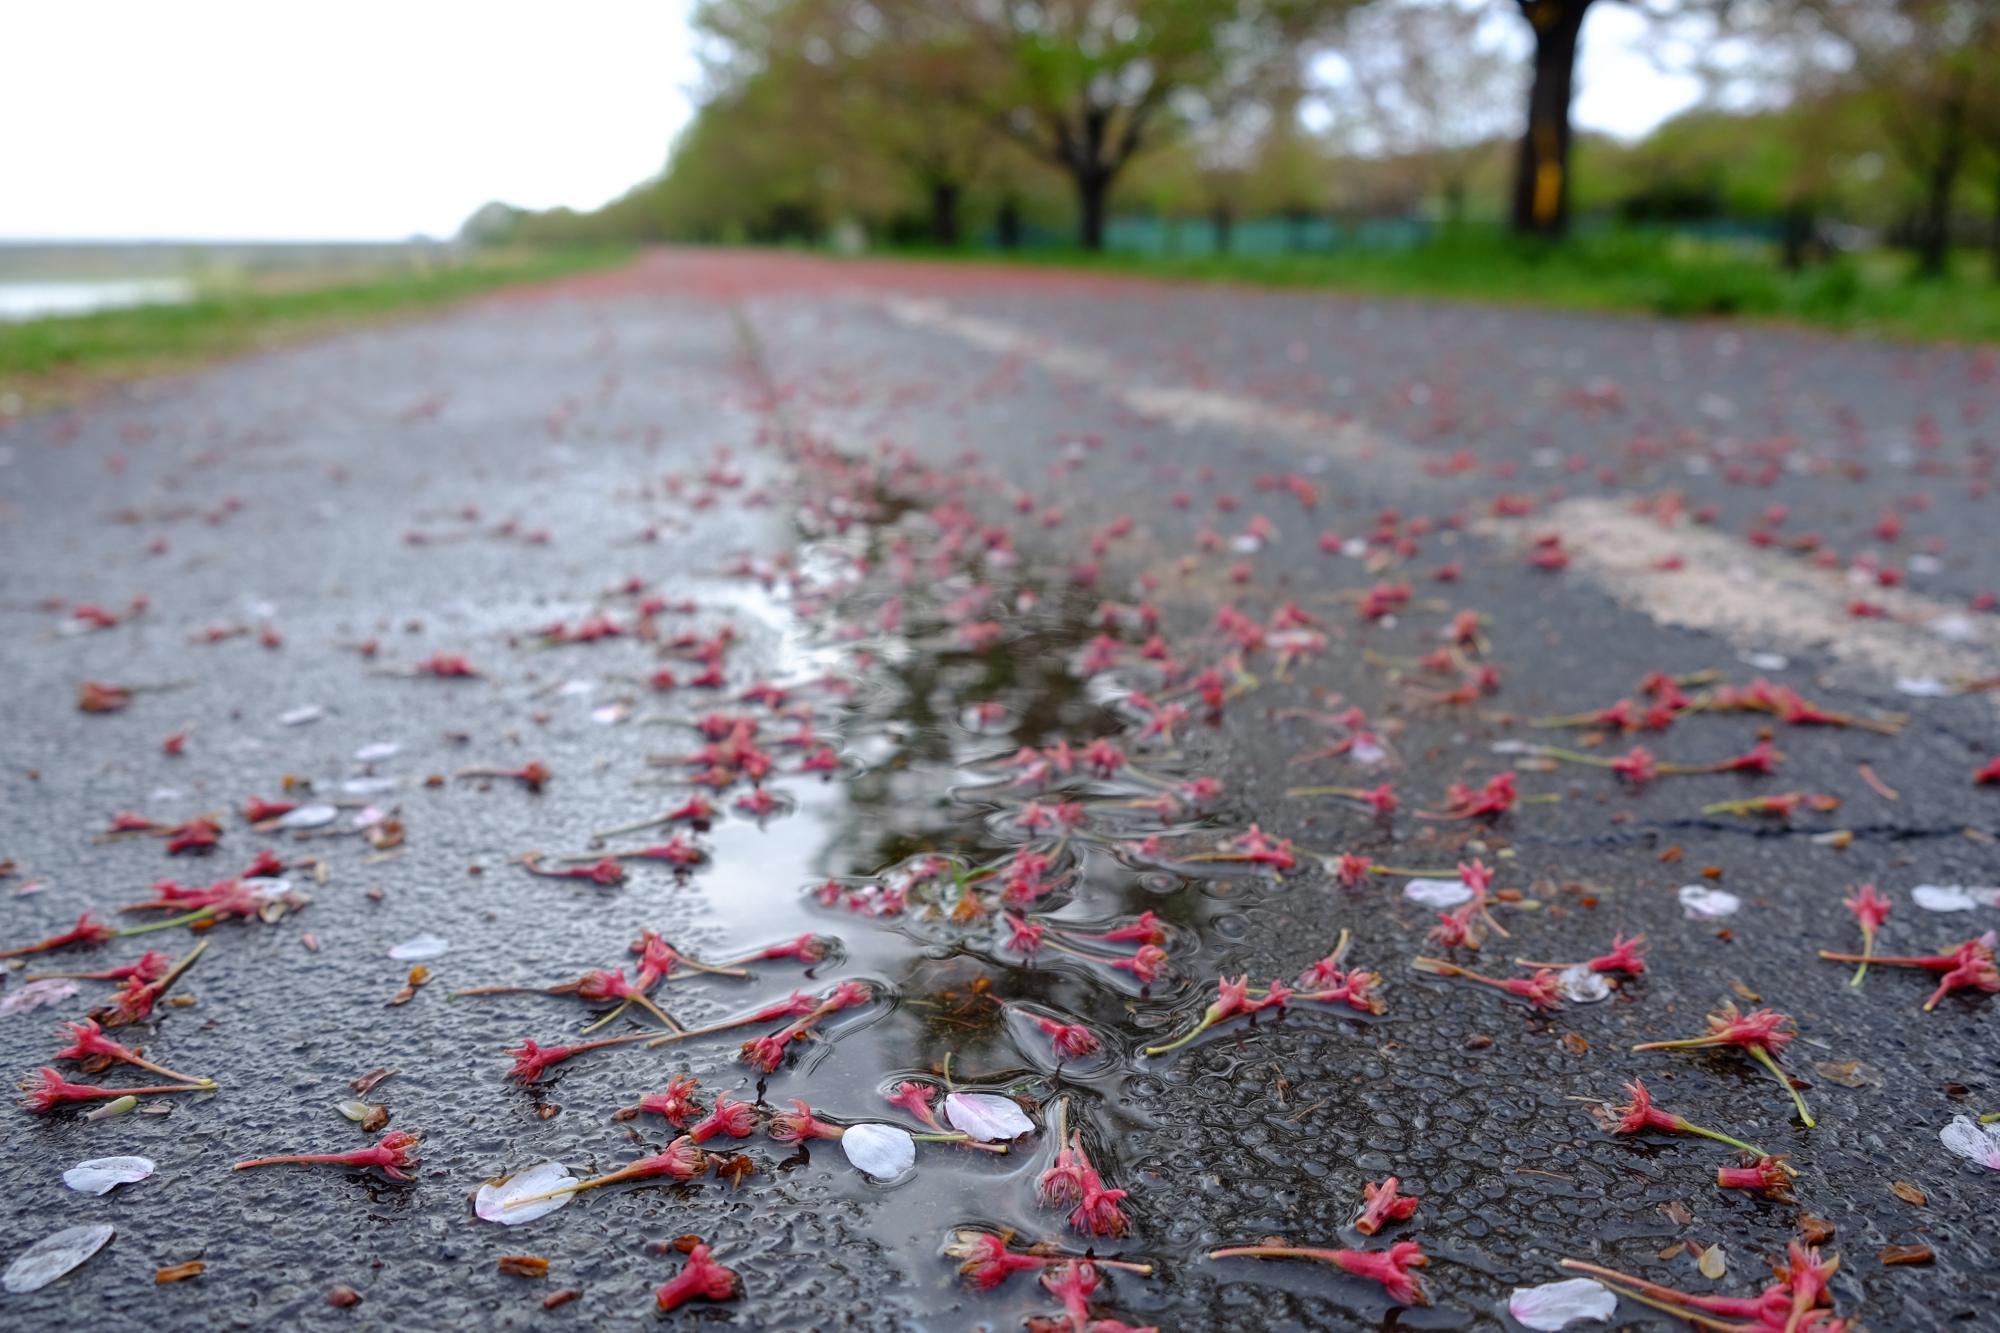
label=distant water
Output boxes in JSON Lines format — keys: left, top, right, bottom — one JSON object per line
{"left": 0, "top": 278, "right": 193, "bottom": 322}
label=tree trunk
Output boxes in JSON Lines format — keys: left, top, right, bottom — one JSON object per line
{"left": 929, "top": 182, "right": 960, "bottom": 248}
{"left": 1916, "top": 94, "right": 1966, "bottom": 278}
{"left": 1213, "top": 202, "right": 1233, "bottom": 255}
{"left": 1780, "top": 199, "right": 1814, "bottom": 273}
{"left": 1510, "top": 0, "right": 1593, "bottom": 238}
{"left": 998, "top": 196, "right": 1022, "bottom": 251}
{"left": 1078, "top": 171, "right": 1110, "bottom": 251}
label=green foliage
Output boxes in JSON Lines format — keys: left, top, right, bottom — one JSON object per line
{"left": 957, "top": 227, "right": 2000, "bottom": 342}
{"left": 0, "top": 248, "right": 630, "bottom": 396}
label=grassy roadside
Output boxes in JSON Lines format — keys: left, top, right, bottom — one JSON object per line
{"left": 899, "top": 230, "right": 2000, "bottom": 345}
{"left": 0, "top": 246, "right": 634, "bottom": 413}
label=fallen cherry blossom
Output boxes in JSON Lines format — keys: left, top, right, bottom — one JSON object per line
{"left": 54, "top": 1017, "right": 215, "bottom": 1087}
{"left": 61, "top": 1156, "right": 155, "bottom": 1195}
{"left": 1716, "top": 1154, "right": 1798, "bottom": 1202}
{"left": 1355, "top": 1177, "right": 1419, "bottom": 1235}
{"left": 1038, "top": 1102, "right": 1129, "bottom": 1237}
{"left": 1411, "top": 957, "right": 1562, "bottom": 1010}
{"left": 1, "top": 912, "right": 117, "bottom": 958}
{"left": 1633, "top": 1003, "right": 1814, "bottom": 1126}
{"left": 1602, "top": 1079, "right": 1776, "bottom": 1158}
{"left": 655, "top": 1241, "right": 739, "bottom": 1311}
{"left": 500, "top": 1137, "right": 708, "bottom": 1208}
{"left": 19, "top": 1068, "right": 210, "bottom": 1112}
{"left": 233, "top": 1130, "right": 421, "bottom": 1179}
{"left": 1207, "top": 1240, "right": 1429, "bottom": 1306}
{"left": 1143, "top": 974, "right": 1291, "bottom": 1055}
{"left": 1817, "top": 934, "right": 1999, "bottom": 1010}
{"left": 944, "top": 1229, "right": 1153, "bottom": 1290}
{"left": 1558, "top": 1243, "right": 1842, "bottom": 1331}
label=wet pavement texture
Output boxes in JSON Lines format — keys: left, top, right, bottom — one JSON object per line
{"left": 1, "top": 250, "right": 1996, "bottom": 1331}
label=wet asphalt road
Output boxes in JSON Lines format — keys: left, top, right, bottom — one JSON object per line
{"left": 1, "top": 250, "right": 1996, "bottom": 1332}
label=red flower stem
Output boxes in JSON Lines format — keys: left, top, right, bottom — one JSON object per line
{"left": 1817, "top": 951, "right": 1952, "bottom": 968}
{"left": 658, "top": 955, "right": 750, "bottom": 979}
{"left": 70, "top": 1082, "right": 214, "bottom": 1101}
{"left": 1555, "top": 1262, "right": 1759, "bottom": 1333}
{"left": 113, "top": 1051, "right": 215, "bottom": 1088}
{"left": 1673, "top": 1121, "right": 1772, "bottom": 1158}
{"left": 115, "top": 907, "right": 217, "bottom": 936}
{"left": 644, "top": 1009, "right": 794, "bottom": 1050}
{"left": 1036, "top": 937, "right": 1110, "bottom": 965}
{"left": 139, "top": 940, "right": 208, "bottom": 992}
{"left": 910, "top": 1132, "right": 1009, "bottom": 1153}
{"left": 593, "top": 815, "right": 669, "bottom": 837}
{"left": 508, "top": 1163, "right": 655, "bottom": 1205}
{"left": 1746, "top": 1044, "right": 1815, "bottom": 1126}
{"left": 232, "top": 1152, "right": 368, "bottom": 1169}
{"left": 578, "top": 992, "right": 682, "bottom": 1035}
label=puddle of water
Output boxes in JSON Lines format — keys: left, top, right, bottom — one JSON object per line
{"left": 581, "top": 455, "right": 1370, "bottom": 1329}
{"left": 0, "top": 278, "right": 193, "bottom": 321}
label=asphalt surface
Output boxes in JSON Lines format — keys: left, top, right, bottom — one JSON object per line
{"left": 1, "top": 249, "right": 1996, "bottom": 1332}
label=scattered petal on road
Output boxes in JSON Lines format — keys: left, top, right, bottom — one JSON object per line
{"left": 62, "top": 1157, "right": 155, "bottom": 1195}
{"left": 841, "top": 1123, "right": 915, "bottom": 1180}
{"left": 1911, "top": 885, "right": 2000, "bottom": 912}
{"left": 1678, "top": 886, "right": 1740, "bottom": 919}
{"left": 475, "top": 1162, "right": 577, "bottom": 1224}
{"left": 1404, "top": 879, "right": 1472, "bottom": 908}
{"left": 279, "top": 804, "right": 340, "bottom": 829}
{"left": 1556, "top": 965, "right": 1611, "bottom": 1003}
{"left": 387, "top": 935, "right": 450, "bottom": 961}
{"left": 3, "top": 1223, "right": 116, "bottom": 1293}
{"left": 0, "top": 978, "right": 79, "bottom": 1016}
{"left": 943, "top": 1093, "right": 1035, "bottom": 1141}
{"left": 1939, "top": 1115, "right": 2000, "bottom": 1169}
{"left": 1508, "top": 1277, "right": 1617, "bottom": 1330}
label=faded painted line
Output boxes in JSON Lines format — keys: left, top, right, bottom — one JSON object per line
{"left": 885, "top": 298, "right": 1395, "bottom": 468}
{"left": 885, "top": 297, "right": 1999, "bottom": 707}
{"left": 1487, "top": 498, "right": 2000, "bottom": 715}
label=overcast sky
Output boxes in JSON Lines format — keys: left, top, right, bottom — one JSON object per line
{"left": 0, "top": 0, "right": 1700, "bottom": 242}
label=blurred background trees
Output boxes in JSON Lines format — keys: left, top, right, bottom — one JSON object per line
{"left": 498, "top": 0, "right": 2000, "bottom": 280}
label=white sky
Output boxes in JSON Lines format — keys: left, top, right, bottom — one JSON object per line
{"left": 0, "top": 0, "right": 1698, "bottom": 241}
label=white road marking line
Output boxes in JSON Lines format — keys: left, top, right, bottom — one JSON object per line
{"left": 885, "top": 297, "right": 2000, "bottom": 711}
{"left": 1488, "top": 498, "right": 2000, "bottom": 715}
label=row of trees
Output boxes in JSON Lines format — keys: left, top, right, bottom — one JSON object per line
{"left": 508, "top": 0, "right": 2000, "bottom": 272}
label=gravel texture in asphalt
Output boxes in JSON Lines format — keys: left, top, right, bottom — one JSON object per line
{"left": 1, "top": 250, "right": 1996, "bottom": 1331}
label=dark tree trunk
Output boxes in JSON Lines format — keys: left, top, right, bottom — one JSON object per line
{"left": 1078, "top": 171, "right": 1110, "bottom": 251}
{"left": 1213, "top": 202, "right": 1233, "bottom": 255}
{"left": 1510, "top": 0, "right": 1592, "bottom": 238}
{"left": 929, "top": 182, "right": 960, "bottom": 247}
{"left": 997, "top": 196, "right": 1022, "bottom": 251}
{"left": 1915, "top": 94, "right": 1966, "bottom": 277}
{"left": 1780, "top": 200, "right": 1814, "bottom": 273}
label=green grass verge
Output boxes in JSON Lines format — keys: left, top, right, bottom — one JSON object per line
{"left": 901, "top": 229, "right": 2000, "bottom": 344}
{"left": 1, "top": 246, "right": 633, "bottom": 406}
